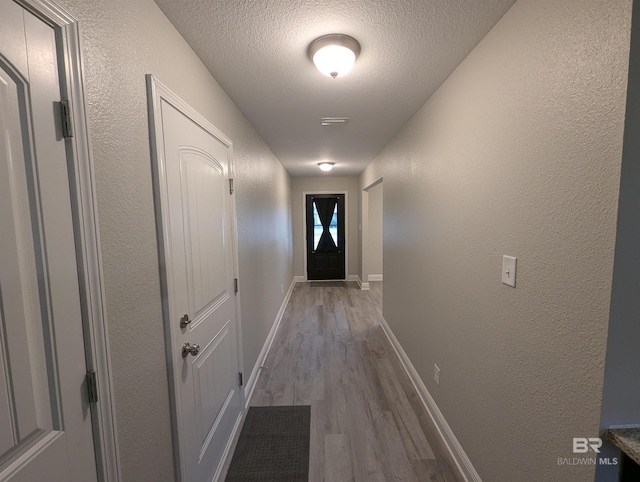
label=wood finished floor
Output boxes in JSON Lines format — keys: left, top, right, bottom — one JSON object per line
{"left": 241, "top": 281, "right": 462, "bottom": 482}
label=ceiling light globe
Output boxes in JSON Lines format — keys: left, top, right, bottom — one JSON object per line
{"left": 308, "top": 34, "right": 361, "bottom": 79}
{"left": 318, "top": 162, "right": 335, "bottom": 172}
{"left": 313, "top": 45, "right": 356, "bottom": 78}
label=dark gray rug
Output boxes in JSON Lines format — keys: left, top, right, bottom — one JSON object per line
{"left": 309, "top": 281, "right": 346, "bottom": 288}
{"left": 225, "top": 405, "right": 311, "bottom": 482}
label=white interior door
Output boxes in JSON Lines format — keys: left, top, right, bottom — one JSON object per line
{"left": 148, "top": 78, "right": 242, "bottom": 482}
{"left": 0, "top": 1, "right": 97, "bottom": 481}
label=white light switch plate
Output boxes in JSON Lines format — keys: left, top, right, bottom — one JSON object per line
{"left": 502, "top": 255, "right": 517, "bottom": 288}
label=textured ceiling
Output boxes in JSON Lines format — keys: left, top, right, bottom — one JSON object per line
{"left": 154, "top": 0, "right": 516, "bottom": 177}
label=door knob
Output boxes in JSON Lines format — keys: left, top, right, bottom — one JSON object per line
{"left": 182, "top": 342, "right": 200, "bottom": 358}
{"left": 180, "top": 314, "right": 191, "bottom": 328}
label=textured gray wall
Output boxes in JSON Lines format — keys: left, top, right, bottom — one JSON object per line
{"left": 292, "top": 177, "right": 359, "bottom": 278}
{"left": 55, "top": 1, "right": 293, "bottom": 480}
{"left": 360, "top": 0, "right": 631, "bottom": 480}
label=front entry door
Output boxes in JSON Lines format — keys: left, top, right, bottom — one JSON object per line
{"left": 148, "top": 77, "right": 242, "bottom": 482}
{"left": 0, "top": 2, "right": 97, "bottom": 481}
{"left": 306, "top": 194, "right": 346, "bottom": 280}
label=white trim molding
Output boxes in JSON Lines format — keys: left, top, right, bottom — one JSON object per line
{"left": 368, "top": 274, "right": 383, "bottom": 282}
{"left": 361, "top": 177, "right": 383, "bottom": 292}
{"left": 15, "top": 1, "right": 122, "bottom": 480}
{"left": 379, "top": 317, "right": 480, "bottom": 482}
{"left": 243, "top": 277, "right": 297, "bottom": 407}
{"left": 356, "top": 276, "right": 370, "bottom": 290}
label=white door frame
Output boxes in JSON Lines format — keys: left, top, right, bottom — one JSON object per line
{"left": 12, "top": 1, "right": 122, "bottom": 480}
{"left": 361, "top": 178, "right": 383, "bottom": 290}
{"left": 302, "top": 190, "right": 348, "bottom": 281}
{"left": 146, "top": 75, "right": 245, "bottom": 481}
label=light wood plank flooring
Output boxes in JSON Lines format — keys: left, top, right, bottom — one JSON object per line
{"left": 226, "top": 281, "right": 462, "bottom": 481}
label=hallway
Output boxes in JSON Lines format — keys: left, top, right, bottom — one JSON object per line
{"left": 3, "top": 0, "right": 631, "bottom": 479}
{"left": 249, "top": 282, "right": 462, "bottom": 481}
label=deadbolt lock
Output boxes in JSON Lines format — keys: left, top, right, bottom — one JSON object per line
{"left": 180, "top": 314, "right": 191, "bottom": 328}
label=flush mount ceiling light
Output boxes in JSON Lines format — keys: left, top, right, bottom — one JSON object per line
{"left": 308, "top": 34, "right": 361, "bottom": 78}
{"left": 321, "top": 117, "right": 349, "bottom": 126}
{"left": 318, "top": 162, "right": 335, "bottom": 172}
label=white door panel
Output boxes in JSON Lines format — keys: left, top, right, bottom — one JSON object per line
{"left": 150, "top": 79, "right": 242, "bottom": 482}
{"left": 0, "top": 65, "right": 49, "bottom": 452}
{"left": 0, "top": 1, "right": 97, "bottom": 480}
{"left": 180, "top": 148, "right": 229, "bottom": 318}
{"left": 0, "top": 0, "right": 28, "bottom": 79}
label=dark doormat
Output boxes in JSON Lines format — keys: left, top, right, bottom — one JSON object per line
{"left": 309, "top": 281, "right": 346, "bottom": 288}
{"left": 225, "top": 405, "right": 311, "bottom": 482}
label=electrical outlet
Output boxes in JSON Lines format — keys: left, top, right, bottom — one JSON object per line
{"left": 434, "top": 364, "right": 440, "bottom": 386}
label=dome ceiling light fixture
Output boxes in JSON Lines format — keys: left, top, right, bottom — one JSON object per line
{"left": 318, "top": 162, "right": 335, "bottom": 172}
{"left": 308, "top": 34, "right": 361, "bottom": 79}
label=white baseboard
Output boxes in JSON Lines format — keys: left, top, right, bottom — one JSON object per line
{"left": 356, "top": 276, "right": 370, "bottom": 290}
{"left": 347, "top": 274, "right": 358, "bottom": 282}
{"left": 294, "top": 275, "right": 305, "bottom": 282}
{"left": 243, "top": 277, "right": 296, "bottom": 408}
{"left": 369, "top": 274, "right": 383, "bottom": 281}
{"left": 379, "top": 317, "right": 480, "bottom": 482}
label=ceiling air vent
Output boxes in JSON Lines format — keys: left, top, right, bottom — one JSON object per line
{"left": 321, "top": 117, "right": 349, "bottom": 126}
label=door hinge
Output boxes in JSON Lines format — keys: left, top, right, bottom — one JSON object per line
{"left": 86, "top": 370, "right": 98, "bottom": 404}
{"left": 229, "top": 178, "right": 234, "bottom": 195}
{"left": 234, "top": 278, "right": 238, "bottom": 294}
{"left": 239, "top": 372, "right": 243, "bottom": 386}
{"left": 60, "top": 100, "right": 74, "bottom": 138}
